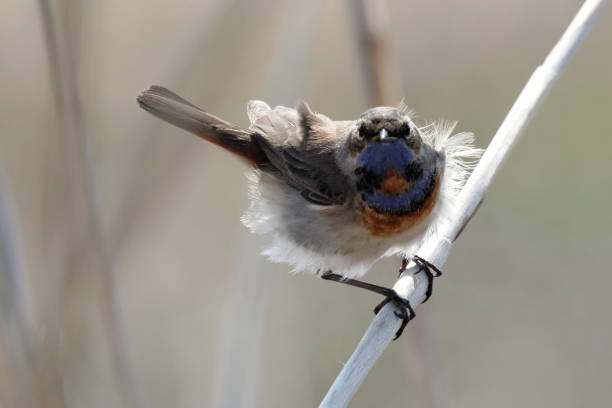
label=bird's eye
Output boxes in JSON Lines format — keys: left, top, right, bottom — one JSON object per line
{"left": 358, "top": 123, "right": 366, "bottom": 136}
{"left": 398, "top": 123, "right": 411, "bottom": 138}
{"left": 404, "top": 124, "right": 422, "bottom": 149}
{"left": 358, "top": 123, "right": 374, "bottom": 139}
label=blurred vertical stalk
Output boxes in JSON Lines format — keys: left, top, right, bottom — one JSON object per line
{"left": 348, "top": 0, "right": 401, "bottom": 106}
{"left": 111, "top": 0, "right": 231, "bottom": 254}
{"left": 211, "top": 1, "right": 324, "bottom": 406}
{"left": 0, "top": 173, "right": 44, "bottom": 407}
{"left": 348, "top": 1, "right": 440, "bottom": 407}
{"left": 36, "top": 1, "right": 143, "bottom": 407}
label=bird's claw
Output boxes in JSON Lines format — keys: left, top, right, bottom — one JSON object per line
{"left": 320, "top": 255, "right": 443, "bottom": 340}
{"left": 373, "top": 291, "right": 416, "bottom": 340}
{"left": 411, "top": 255, "right": 442, "bottom": 304}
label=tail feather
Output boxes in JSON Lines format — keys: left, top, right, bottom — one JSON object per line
{"left": 137, "top": 86, "right": 268, "bottom": 165}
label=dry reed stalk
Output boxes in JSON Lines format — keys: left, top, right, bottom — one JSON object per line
{"left": 320, "top": 0, "right": 609, "bottom": 406}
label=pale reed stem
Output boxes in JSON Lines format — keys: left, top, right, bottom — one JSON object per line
{"left": 320, "top": 1, "right": 609, "bottom": 406}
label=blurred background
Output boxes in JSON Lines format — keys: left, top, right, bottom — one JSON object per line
{"left": 1, "top": 0, "right": 611, "bottom": 407}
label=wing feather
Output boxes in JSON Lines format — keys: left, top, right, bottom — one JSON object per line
{"left": 250, "top": 101, "right": 350, "bottom": 206}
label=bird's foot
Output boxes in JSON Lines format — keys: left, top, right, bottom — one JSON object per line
{"left": 411, "top": 255, "right": 443, "bottom": 304}
{"left": 320, "top": 262, "right": 439, "bottom": 340}
{"left": 373, "top": 292, "right": 415, "bottom": 340}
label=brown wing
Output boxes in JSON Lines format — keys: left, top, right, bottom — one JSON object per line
{"left": 250, "top": 101, "right": 351, "bottom": 206}
{"left": 138, "top": 86, "right": 350, "bottom": 205}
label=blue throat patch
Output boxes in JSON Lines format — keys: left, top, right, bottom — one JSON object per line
{"left": 362, "top": 167, "right": 436, "bottom": 214}
{"left": 356, "top": 140, "right": 415, "bottom": 175}
{"left": 356, "top": 141, "right": 436, "bottom": 214}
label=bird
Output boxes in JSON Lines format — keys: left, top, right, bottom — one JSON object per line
{"left": 137, "top": 85, "right": 481, "bottom": 338}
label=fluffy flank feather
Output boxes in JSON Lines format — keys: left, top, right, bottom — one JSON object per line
{"left": 262, "top": 238, "right": 372, "bottom": 278}
{"left": 241, "top": 170, "right": 275, "bottom": 234}
{"left": 419, "top": 119, "right": 483, "bottom": 238}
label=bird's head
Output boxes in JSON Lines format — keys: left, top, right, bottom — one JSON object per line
{"left": 350, "top": 107, "right": 443, "bottom": 217}
{"left": 352, "top": 107, "right": 421, "bottom": 151}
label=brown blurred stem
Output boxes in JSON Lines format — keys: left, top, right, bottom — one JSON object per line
{"left": 349, "top": 0, "right": 394, "bottom": 105}
{"left": 111, "top": 0, "right": 233, "bottom": 250}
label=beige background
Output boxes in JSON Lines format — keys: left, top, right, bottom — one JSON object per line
{"left": 1, "top": 1, "right": 611, "bottom": 407}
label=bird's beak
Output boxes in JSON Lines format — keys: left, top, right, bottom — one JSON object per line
{"left": 379, "top": 128, "right": 388, "bottom": 141}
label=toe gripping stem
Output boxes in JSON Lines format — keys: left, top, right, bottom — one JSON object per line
{"left": 320, "top": 255, "right": 443, "bottom": 340}
{"left": 411, "top": 255, "right": 443, "bottom": 304}
{"left": 373, "top": 293, "right": 415, "bottom": 340}
{"left": 377, "top": 255, "right": 442, "bottom": 339}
